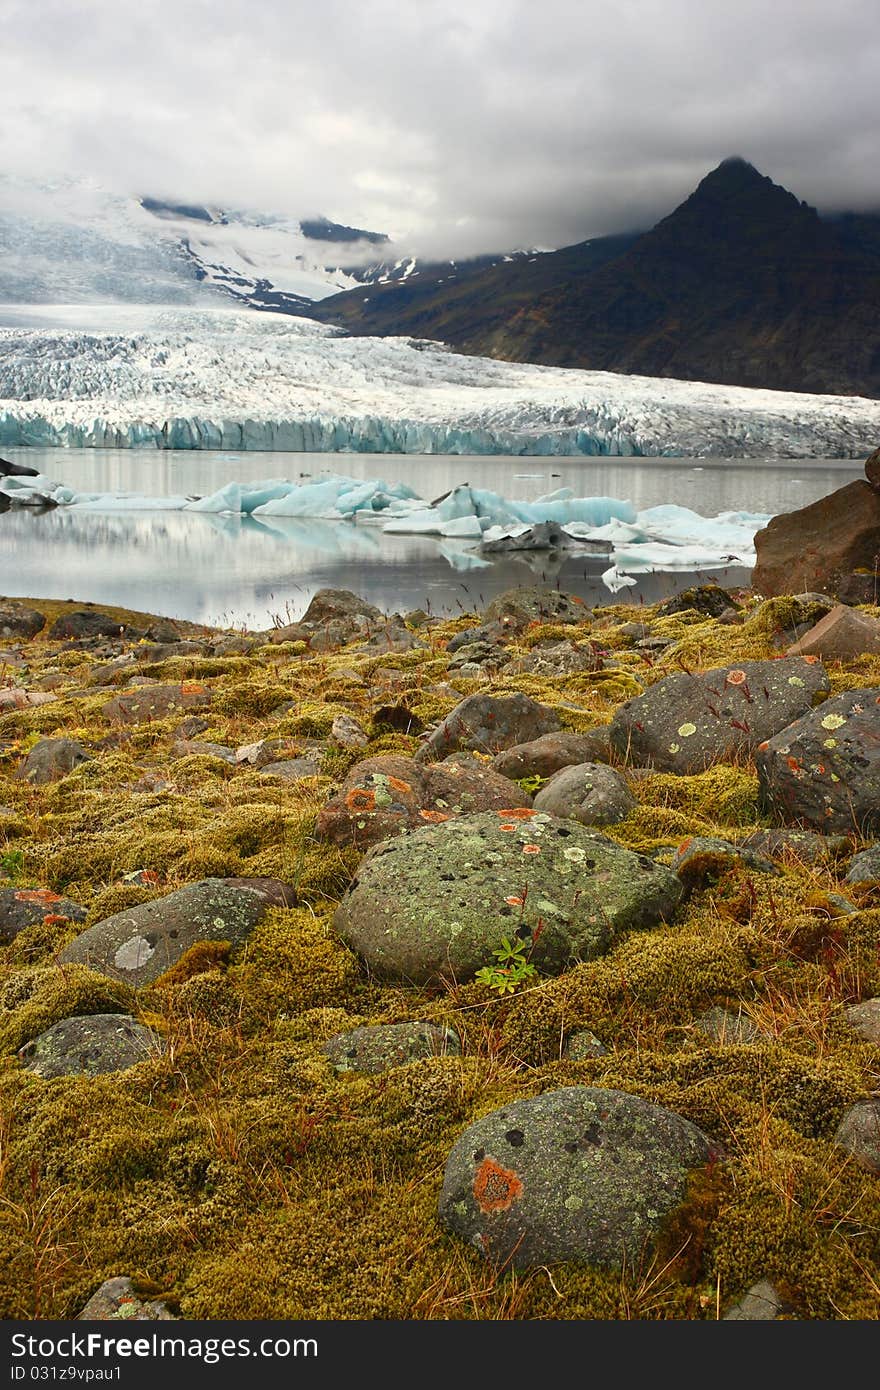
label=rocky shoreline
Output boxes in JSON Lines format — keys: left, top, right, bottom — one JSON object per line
{"left": 1, "top": 463, "right": 880, "bottom": 1320}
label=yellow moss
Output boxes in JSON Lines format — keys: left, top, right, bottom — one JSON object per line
{"left": 0, "top": 964, "right": 135, "bottom": 1052}
{"left": 229, "top": 906, "right": 359, "bottom": 1022}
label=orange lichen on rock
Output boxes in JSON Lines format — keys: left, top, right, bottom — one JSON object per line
{"left": 344, "top": 788, "right": 377, "bottom": 811}
{"left": 472, "top": 1156, "right": 524, "bottom": 1214}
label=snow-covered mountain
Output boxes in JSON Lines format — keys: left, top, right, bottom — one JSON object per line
{"left": 0, "top": 175, "right": 399, "bottom": 312}
{"left": 1, "top": 305, "right": 878, "bottom": 456}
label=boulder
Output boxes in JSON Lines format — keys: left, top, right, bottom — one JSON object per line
{"left": 656, "top": 585, "right": 739, "bottom": 618}
{"left": 751, "top": 480, "right": 880, "bottom": 599}
{"left": 446, "top": 623, "right": 504, "bottom": 654}
{"left": 48, "top": 610, "right": 135, "bottom": 641}
{"left": 786, "top": 605, "right": 880, "bottom": 661}
{"left": 0, "top": 887, "right": 87, "bottom": 944}
{"left": 416, "top": 692, "right": 562, "bottom": 764}
{"left": 532, "top": 763, "right": 636, "bottom": 827}
{"left": 316, "top": 752, "right": 532, "bottom": 849}
{"left": 0, "top": 603, "right": 45, "bottom": 639}
{"left": 484, "top": 587, "right": 589, "bottom": 631}
{"left": 610, "top": 658, "right": 829, "bottom": 774}
{"left": 16, "top": 737, "right": 92, "bottom": 785}
{"left": 334, "top": 811, "right": 682, "bottom": 984}
{"left": 0, "top": 457, "right": 39, "bottom": 477}
{"left": 18, "top": 1013, "right": 163, "bottom": 1078}
{"left": 844, "top": 846, "right": 880, "bottom": 883}
{"left": 0, "top": 689, "right": 55, "bottom": 712}
{"left": 58, "top": 878, "right": 272, "bottom": 987}
{"left": 268, "top": 588, "right": 385, "bottom": 647}
{"left": 505, "top": 641, "right": 604, "bottom": 677}
{"left": 102, "top": 682, "right": 213, "bottom": 724}
{"left": 492, "top": 729, "right": 614, "bottom": 780}
{"left": 756, "top": 688, "right": 880, "bottom": 834}
{"left": 736, "top": 828, "right": 852, "bottom": 865}
{"left": 438, "top": 1086, "right": 713, "bottom": 1269}
{"left": 833, "top": 1099, "right": 880, "bottom": 1173}
{"left": 323, "top": 1022, "right": 461, "bottom": 1074}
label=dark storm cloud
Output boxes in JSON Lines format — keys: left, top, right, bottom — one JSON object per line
{"left": 2, "top": 0, "right": 877, "bottom": 256}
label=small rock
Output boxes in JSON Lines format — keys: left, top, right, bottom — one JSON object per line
{"left": 484, "top": 587, "right": 589, "bottom": 631}
{"left": 0, "top": 603, "right": 45, "bottom": 639}
{"left": 786, "top": 604, "right": 880, "bottom": 661}
{"left": 77, "top": 1276, "right": 176, "bottom": 1321}
{"left": 693, "top": 1006, "right": 768, "bottom": 1046}
{"left": 533, "top": 763, "right": 636, "bottom": 826}
{"left": 175, "top": 715, "right": 210, "bottom": 738}
{"left": 446, "top": 623, "right": 504, "bottom": 653}
{"left": 723, "top": 1280, "right": 785, "bottom": 1320}
{"left": 172, "top": 740, "right": 236, "bottom": 762}
{"left": 447, "top": 641, "right": 508, "bottom": 670}
{"left": 48, "top": 610, "right": 133, "bottom": 641}
{"left": 674, "top": 836, "right": 776, "bottom": 888}
{"left": 505, "top": 641, "right": 603, "bottom": 677}
{"left": 0, "top": 887, "right": 87, "bottom": 944}
{"left": 405, "top": 608, "right": 431, "bottom": 628}
{"left": 562, "top": 1030, "right": 608, "bottom": 1060}
{"left": 416, "top": 692, "right": 561, "bottom": 764}
{"left": 324, "top": 1022, "right": 461, "bottom": 1074}
{"left": 16, "top": 738, "right": 92, "bottom": 785}
{"left": 18, "top": 1013, "right": 163, "bottom": 1078}
{"left": 844, "top": 999, "right": 880, "bottom": 1043}
{"left": 833, "top": 1099, "right": 880, "bottom": 1173}
{"left": 102, "top": 682, "right": 213, "bottom": 725}
{"left": 259, "top": 757, "right": 322, "bottom": 780}
{"left": 58, "top": 879, "right": 272, "bottom": 987}
{"left": 844, "top": 846, "right": 880, "bottom": 884}
{"left": 86, "top": 655, "right": 137, "bottom": 686}
{"left": 492, "top": 729, "right": 614, "bottom": 780}
{"left": 135, "top": 640, "right": 207, "bottom": 661}
{"left": 0, "top": 689, "right": 55, "bottom": 711}
{"left": 438, "top": 1086, "right": 713, "bottom": 1269}
{"left": 330, "top": 713, "right": 369, "bottom": 749}
{"left": 736, "top": 829, "right": 852, "bottom": 865}
{"left": 235, "top": 738, "right": 304, "bottom": 767}
{"left": 656, "top": 585, "right": 739, "bottom": 618}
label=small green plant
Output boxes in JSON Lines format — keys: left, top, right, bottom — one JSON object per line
{"left": 475, "top": 936, "right": 538, "bottom": 995}
{"left": 1, "top": 849, "right": 24, "bottom": 882}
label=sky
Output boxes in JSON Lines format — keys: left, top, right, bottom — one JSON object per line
{"left": 2, "top": 0, "right": 878, "bottom": 258}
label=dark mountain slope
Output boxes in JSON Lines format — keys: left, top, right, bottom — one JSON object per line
{"left": 312, "top": 159, "right": 880, "bottom": 397}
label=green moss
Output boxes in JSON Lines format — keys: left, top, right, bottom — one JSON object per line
{"left": 0, "top": 964, "right": 135, "bottom": 1052}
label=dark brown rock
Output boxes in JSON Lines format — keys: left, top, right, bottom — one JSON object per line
{"left": 48, "top": 610, "right": 136, "bottom": 641}
{"left": 786, "top": 604, "right": 880, "bottom": 660}
{"left": 752, "top": 480, "right": 880, "bottom": 599}
{"left": 316, "top": 752, "right": 532, "bottom": 849}
{"left": 492, "top": 729, "right": 614, "bottom": 779}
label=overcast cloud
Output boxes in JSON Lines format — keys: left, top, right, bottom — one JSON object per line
{"left": 2, "top": 0, "right": 878, "bottom": 257}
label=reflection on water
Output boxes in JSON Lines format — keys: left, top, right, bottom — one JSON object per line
{"left": 0, "top": 448, "right": 864, "bottom": 626}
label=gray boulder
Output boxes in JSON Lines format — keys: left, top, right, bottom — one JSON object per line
{"left": 844, "top": 846, "right": 880, "bottom": 884}
{"left": 610, "top": 658, "right": 829, "bottom": 773}
{"left": 416, "top": 692, "right": 561, "bottom": 764}
{"left": 438, "top": 1086, "right": 712, "bottom": 1269}
{"left": 48, "top": 610, "right": 133, "bottom": 641}
{"left": 492, "top": 729, "right": 614, "bottom": 780}
{"left": 674, "top": 836, "right": 776, "bottom": 888}
{"left": 756, "top": 688, "right": 880, "bottom": 835}
{"left": 334, "top": 811, "right": 682, "bottom": 985}
{"left": 533, "top": 763, "right": 636, "bottom": 827}
{"left": 324, "top": 1022, "right": 461, "bottom": 1074}
{"left": 693, "top": 1006, "right": 768, "bottom": 1046}
{"left": 58, "top": 878, "right": 273, "bottom": 987}
{"left": 18, "top": 1013, "right": 162, "bottom": 1078}
{"left": 485, "top": 587, "right": 589, "bottom": 631}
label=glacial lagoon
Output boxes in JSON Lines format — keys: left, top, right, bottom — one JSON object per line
{"left": 0, "top": 448, "right": 865, "bottom": 627}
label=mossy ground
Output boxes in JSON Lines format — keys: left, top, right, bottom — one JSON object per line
{"left": 1, "top": 593, "right": 879, "bottom": 1320}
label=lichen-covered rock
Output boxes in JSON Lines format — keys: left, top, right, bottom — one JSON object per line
{"left": 484, "top": 586, "right": 589, "bottom": 631}
{"left": 562, "top": 1030, "right": 608, "bottom": 1060}
{"left": 656, "top": 585, "right": 739, "bottom": 618}
{"left": 833, "top": 1099, "right": 880, "bottom": 1173}
{"left": 334, "top": 811, "right": 682, "bottom": 984}
{"left": 756, "top": 688, "right": 880, "bottom": 834}
{"left": 674, "top": 836, "right": 776, "bottom": 889}
{"left": 844, "top": 846, "right": 880, "bottom": 884}
{"left": 610, "top": 658, "right": 830, "bottom": 774}
{"left": 18, "top": 1013, "right": 163, "bottom": 1078}
{"left": 492, "top": 729, "right": 614, "bottom": 780}
{"left": 77, "top": 1276, "right": 176, "bottom": 1321}
{"left": 416, "top": 692, "right": 561, "bottom": 764}
{"left": 102, "top": 682, "right": 213, "bottom": 724}
{"left": 438, "top": 1086, "right": 713, "bottom": 1269}
{"left": 324, "top": 1022, "right": 461, "bottom": 1074}
{"left": 753, "top": 480, "right": 880, "bottom": 599}
{"left": 0, "top": 603, "right": 45, "bottom": 639}
{"left": 58, "top": 879, "right": 271, "bottom": 987}
{"left": 316, "top": 753, "right": 531, "bottom": 849}
{"left": 533, "top": 763, "right": 636, "bottom": 827}
{"left": 844, "top": 999, "right": 880, "bottom": 1043}
{"left": 0, "top": 887, "right": 86, "bottom": 944}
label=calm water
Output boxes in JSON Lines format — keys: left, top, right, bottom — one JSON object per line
{"left": 0, "top": 449, "right": 865, "bottom": 627}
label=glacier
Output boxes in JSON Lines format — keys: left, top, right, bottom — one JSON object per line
{"left": 1, "top": 305, "right": 879, "bottom": 458}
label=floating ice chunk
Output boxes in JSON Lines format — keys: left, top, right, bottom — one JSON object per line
{"left": 438, "top": 542, "right": 492, "bottom": 571}
{"left": 439, "top": 515, "right": 485, "bottom": 539}
{"left": 602, "top": 565, "right": 638, "bottom": 593}
{"left": 184, "top": 481, "right": 243, "bottom": 513}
